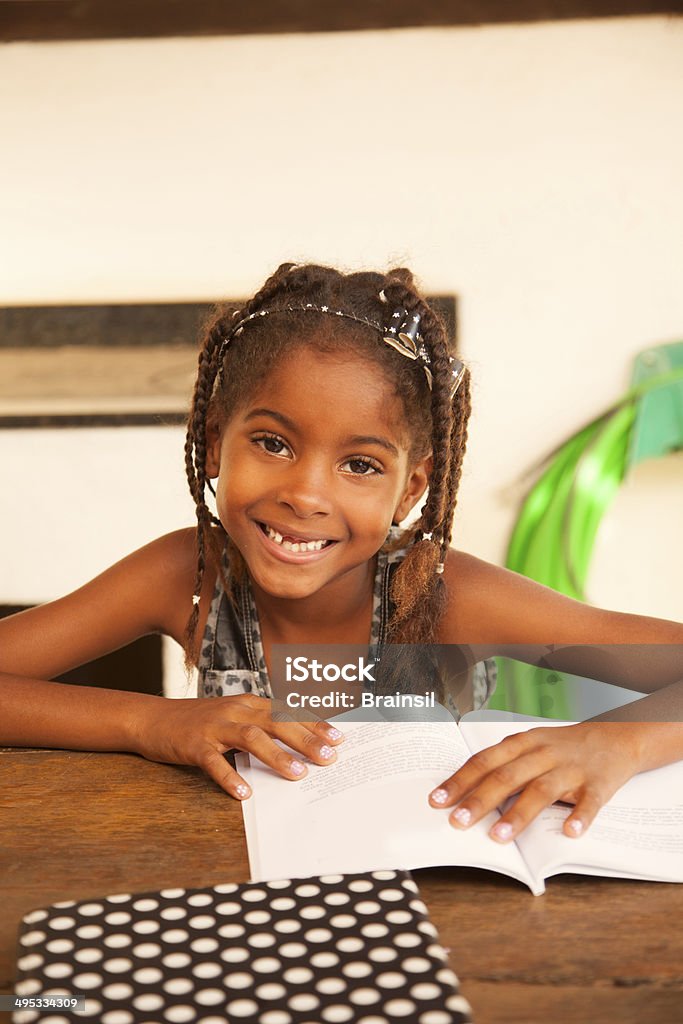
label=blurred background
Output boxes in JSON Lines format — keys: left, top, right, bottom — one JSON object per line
{"left": 1, "top": 2, "right": 681, "bottom": 703}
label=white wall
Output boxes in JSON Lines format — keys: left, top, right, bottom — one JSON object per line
{"left": 1, "top": 428, "right": 191, "bottom": 604}
{"left": 1, "top": 17, "right": 681, "bottom": 643}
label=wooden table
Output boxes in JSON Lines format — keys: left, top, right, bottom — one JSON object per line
{"left": 1, "top": 749, "right": 682, "bottom": 1024}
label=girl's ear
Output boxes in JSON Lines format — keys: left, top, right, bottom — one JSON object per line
{"left": 393, "top": 453, "right": 432, "bottom": 524}
{"left": 205, "top": 417, "right": 223, "bottom": 479}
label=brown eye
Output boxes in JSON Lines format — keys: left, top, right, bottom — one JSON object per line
{"left": 342, "top": 458, "right": 382, "bottom": 476}
{"left": 253, "top": 434, "right": 290, "bottom": 457}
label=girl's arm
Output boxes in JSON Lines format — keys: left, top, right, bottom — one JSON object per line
{"left": 0, "top": 530, "right": 343, "bottom": 797}
{"left": 430, "top": 550, "right": 683, "bottom": 842}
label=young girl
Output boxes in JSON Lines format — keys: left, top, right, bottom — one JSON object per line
{"left": 2, "top": 262, "right": 682, "bottom": 848}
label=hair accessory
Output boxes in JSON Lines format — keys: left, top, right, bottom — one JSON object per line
{"left": 383, "top": 308, "right": 417, "bottom": 358}
{"left": 192, "top": 594, "right": 201, "bottom": 606}
{"left": 219, "top": 304, "right": 466, "bottom": 400}
{"left": 398, "top": 312, "right": 422, "bottom": 352}
{"left": 418, "top": 531, "right": 446, "bottom": 577}
{"left": 448, "top": 357, "right": 466, "bottom": 400}
{"left": 378, "top": 289, "right": 388, "bottom": 304}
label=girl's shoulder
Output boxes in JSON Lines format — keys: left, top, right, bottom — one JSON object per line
{"left": 438, "top": 548, "right": 683, "bottom": 646}
{"left": 96, "top": 527, "right": 221, "bottom": 650}
{"left": 437, "top": 547, "right": 552, "bottom": 643}
{"left": 125, "top": 527, "right": 218, "bottom": 644}
{"left": 0, "top": 528, "right": 215, "bottom": 680}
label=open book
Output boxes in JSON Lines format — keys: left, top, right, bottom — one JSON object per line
{"left": 240, "top": 717, "right": 683, "bottom": 896}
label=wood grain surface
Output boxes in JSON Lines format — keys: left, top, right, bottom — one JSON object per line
{"left": 1, "top": 748, "right": 682, "bottom": 1024}
{"left": 0, "top": 346, "right": 196, "bottom": 416}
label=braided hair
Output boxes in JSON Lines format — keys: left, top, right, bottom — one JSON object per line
{"left": 183, "top": 262, "right": 471, "bottom": 662}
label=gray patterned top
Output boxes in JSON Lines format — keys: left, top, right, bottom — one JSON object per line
{"left": 197, "top": 537, "right": 496, "bottom": 721}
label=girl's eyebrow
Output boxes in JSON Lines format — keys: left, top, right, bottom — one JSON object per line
{"left": 347, "top": 434, "right": 399, "bottom": 457}
{"left": 244, "top": 408, "right": 399, "bottom": 457}
{"left": 244, "top": 408, "right": 294, "bottom": 429}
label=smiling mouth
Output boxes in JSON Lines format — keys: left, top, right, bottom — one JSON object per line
{"left": 258, "top": 522, "right": 336, "bottom": 554}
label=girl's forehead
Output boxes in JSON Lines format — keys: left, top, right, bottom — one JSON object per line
{"left": 240, "top": 347, "right": 409, "bottom": 442}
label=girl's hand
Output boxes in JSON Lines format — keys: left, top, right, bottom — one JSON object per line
{"left": 429, "top": 722, "right": 643, "bottom": 842}
{"left": 133, "top": 693, "right": 344, "bottom": 801}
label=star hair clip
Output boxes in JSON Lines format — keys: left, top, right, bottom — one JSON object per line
{"left": 383, "top": 307, "right": 465, "bottom": 400}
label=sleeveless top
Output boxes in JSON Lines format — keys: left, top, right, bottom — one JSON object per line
{"left": 197, "top": 538, "right": 497, "bottom": 721}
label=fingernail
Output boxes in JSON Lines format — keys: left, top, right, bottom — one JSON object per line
{"left": 451, "top": 807, "right": 472, "bottom": 827}
{"left": 290, "top": 760, "right": 306, "bottom": 777}
{"left": 319, "top": 745, "right": 335, "bottom": 760}
{"left": 326, "top": 727, "right": 343, "bottom": 741}
{"left": 430, "top": 788, "right": 449, "bottom": 806}
{"left": 491, "top": 821, "right": 513, "bottom": 842}
{"left": 567, "top": 819, "right": 583, "bottom": 836}
{"left": 235, "top": 783, "right": 250, "bottom": 799}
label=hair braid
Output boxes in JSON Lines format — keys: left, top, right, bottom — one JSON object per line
{"left": 441, "top": 370, "right": 471, "bottom": 551}
{"left": 240, "top": 262, "right": 299, "bottom": 317}
{"left": 383, "top": 279, "right": 464, "bottom": 644}
{"left": 182, "top": 320, "right": 227, "bottom": 662}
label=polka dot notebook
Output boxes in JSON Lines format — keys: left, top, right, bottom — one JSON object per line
{"left": 13, "top": 870, "right": 473, "bottom": 1024}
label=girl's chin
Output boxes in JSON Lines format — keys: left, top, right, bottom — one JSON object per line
{"left": 246, "top": 547, "right": 346, "bottom": 601}
{"left": 250, "top": 571, "right": 327, "bottom": 601}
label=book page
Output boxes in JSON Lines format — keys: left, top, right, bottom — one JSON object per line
{"left": 460, "top": 719, "right": 683, "bottom": 886}
{"left": 296, "top": 720, "right": 466, "bottom": 803}
{"left": 459, "top": 718, "right": 571, "bottom": 754}
{"left": 240, "top": 720, "right": 536, "bottom": 891}
{"left": 518, "top": 763, "right": 683, "bottom": 885}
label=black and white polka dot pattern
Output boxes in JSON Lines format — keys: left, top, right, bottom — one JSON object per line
{"left": 14, "top": 871, "right": 473, "bottom": 1023}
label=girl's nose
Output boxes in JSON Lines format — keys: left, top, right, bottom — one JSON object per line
{"left": 276, "top": 460, "right": 334, "bottom": 518}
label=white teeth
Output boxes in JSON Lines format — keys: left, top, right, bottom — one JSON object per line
{"left": 265, "top": 525, "right": 327, "bottom": 552}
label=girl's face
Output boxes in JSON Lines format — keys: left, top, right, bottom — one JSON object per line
{"left": 206, "top": 346, "right": 430, "bottom": 604}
